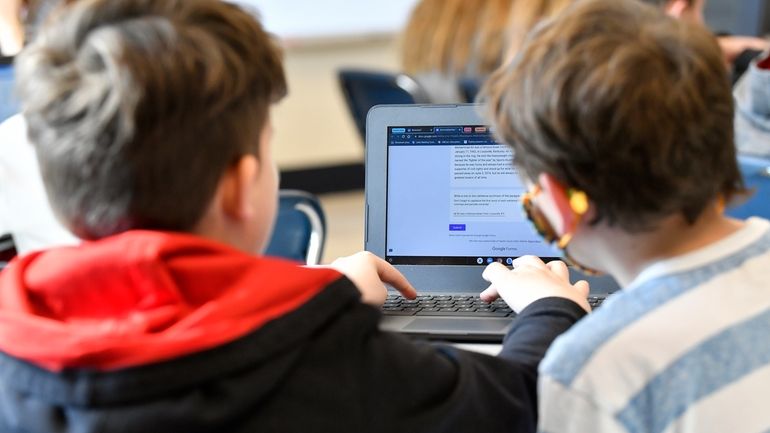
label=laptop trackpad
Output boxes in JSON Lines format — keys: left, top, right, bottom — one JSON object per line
{"left": 403, "top": 318, "right": 511, "bottom": 333}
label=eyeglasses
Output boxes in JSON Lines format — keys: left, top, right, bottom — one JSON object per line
{"left": 522, "top": 185, "right": 588, "bottom": 247}
{"left": 522, "top": 185, "right": 561, "bottom": 245}
{"left": 522, "top": 184, "right": 600, "bottom": 275}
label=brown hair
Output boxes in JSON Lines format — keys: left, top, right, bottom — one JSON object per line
{"left": 17, "top": 0, "right": 287, "bottom": 239}
{"left": 506, "top": 0, "right": 573, "bottom": 60}
{"left": 484, "top": 0, "right": 744, "bottom": 231}
{"left": 402, "top": 0, "right": 513, "bottom": 77}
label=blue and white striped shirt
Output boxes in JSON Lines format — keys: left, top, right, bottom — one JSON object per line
{"left": 539, "top": 217, "right": 770, "bottom": 433}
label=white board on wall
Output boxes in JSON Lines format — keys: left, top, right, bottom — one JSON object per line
{"left": 233, "top": 0, "right": 420, "bottom": 41}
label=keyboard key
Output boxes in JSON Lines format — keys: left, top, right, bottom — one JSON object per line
{"left": 383, "top": 293, "right": 605, "bottom": 316}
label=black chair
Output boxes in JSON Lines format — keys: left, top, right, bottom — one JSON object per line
{"left": 265, "top": 189, "right": 327, "bottom": 265}
{"left": 0, "top": 190, "right": 327, "bottom": 268}
{"left": 458, "top": 77, "right": 483, "bottom": 103}
{"left": 338, "top": 69, "right": 430, "bottom": 142}
{"left": 726, "top": 155, "right": 770, "bottom": 219}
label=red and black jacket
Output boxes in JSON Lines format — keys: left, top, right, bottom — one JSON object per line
{"left": 0, "top": 231, "right": 585, "bottom": 433}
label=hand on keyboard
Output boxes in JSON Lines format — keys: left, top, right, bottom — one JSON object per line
{"left": 330, "top": 251, "right": 417, "bottom": 306}
{"left": 481, "top": 256, "right": 591, "bottom": 313}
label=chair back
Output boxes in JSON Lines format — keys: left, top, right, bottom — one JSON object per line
{"left": 338, "top": 69, "right": 430, "bottom": 141}
{"left": 0, "top": 60, "right": 18, "bottom": 123}
{"left": 726, "top": 155, "right": 770, "bottom": 219}
{"left": 265, "top": 190, "right": 327, "bottom": 265}
{"left": 458, "top": 77, "right": 482, "bottom": 103}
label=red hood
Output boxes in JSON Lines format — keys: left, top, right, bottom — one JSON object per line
{"left": 0, "top": 231, "right": 342, "bottom": 371}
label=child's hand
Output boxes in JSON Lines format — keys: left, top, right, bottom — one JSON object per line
{"left": 480, "top": 256, "right": 591, "bottom": 313}
{"left": 330, "top": 252, "right": 417, "bottom": 306}
{"left": 718, "top": 36, "right": 770, "bottom": 64}
{"left": 0, "top": 0, "right": 24, "bottom": 56}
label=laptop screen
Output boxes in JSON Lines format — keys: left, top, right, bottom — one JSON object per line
{"left": 385, "top": 125, "right": 560, "bottom": 266}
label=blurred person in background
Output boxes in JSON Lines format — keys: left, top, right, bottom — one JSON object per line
{"left": 401, "top": 0, "right": 513, "bottom": 103}
{"left": 640, "top": 0, "right": 770, "bottom": 157}
{"left": 402, "top": 0, "right": 575, "bottom": 104}
{"left": 639, "top": 0, "right": 769, "bottom": 82}
{"left": 734, "top": 50, "right": 770, "bottom": 157}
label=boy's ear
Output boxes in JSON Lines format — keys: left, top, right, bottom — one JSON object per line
{"left": 221, "top": 154, "right": 259, "bottom": 221}
{"left": 537, "top": 172, "right": 577, "bottom": 237}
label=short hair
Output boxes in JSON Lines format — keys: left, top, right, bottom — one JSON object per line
{"left": 484, "top": 0, "right": 744, "bottom": 231}
{"left": 17, "top": 0, "right": 287, "bottom": 239}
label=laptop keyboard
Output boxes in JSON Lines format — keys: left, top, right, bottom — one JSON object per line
{"left": 383, "top": 294, "right": 606, "bottom": 317}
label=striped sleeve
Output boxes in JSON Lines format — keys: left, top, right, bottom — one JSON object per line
{"left": 537, "top": 220, "right": 770, "bottom": 433}
{"left": 538, "top": 375, "right": 629, "bottom": 433}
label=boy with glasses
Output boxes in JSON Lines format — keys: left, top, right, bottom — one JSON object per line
{"left": 481, "top": 0, "right": 770, "bottom": 432}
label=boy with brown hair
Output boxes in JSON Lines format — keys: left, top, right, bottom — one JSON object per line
{"left": 0, "top": 0, "right": 589, "bottom": 432}
{"left": 481, "top": 0, "right": 770, "bottom": 432}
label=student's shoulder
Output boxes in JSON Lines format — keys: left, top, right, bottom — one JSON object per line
{"left": 539, "top": 288, "right": 663, "bottom": 387}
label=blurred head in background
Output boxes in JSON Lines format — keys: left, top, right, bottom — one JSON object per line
{"left": 638, "top": 0, "right": 769, "bottom": 69}
{"left": 402, "top": 0, "right": 513, "bottom": 80}
{"left": 401, "top": 0, "right": 577, "bottom": 103}
{"left": 505, "top": 0, "right": 575, "bottom": 61}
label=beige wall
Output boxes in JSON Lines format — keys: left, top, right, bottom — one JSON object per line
{"left": 272, "top": 35, "right": 401, "bottom": 170}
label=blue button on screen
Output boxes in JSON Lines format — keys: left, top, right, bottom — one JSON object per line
{"left": 449, "top": 224, "right": 466, "bottom": 231}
